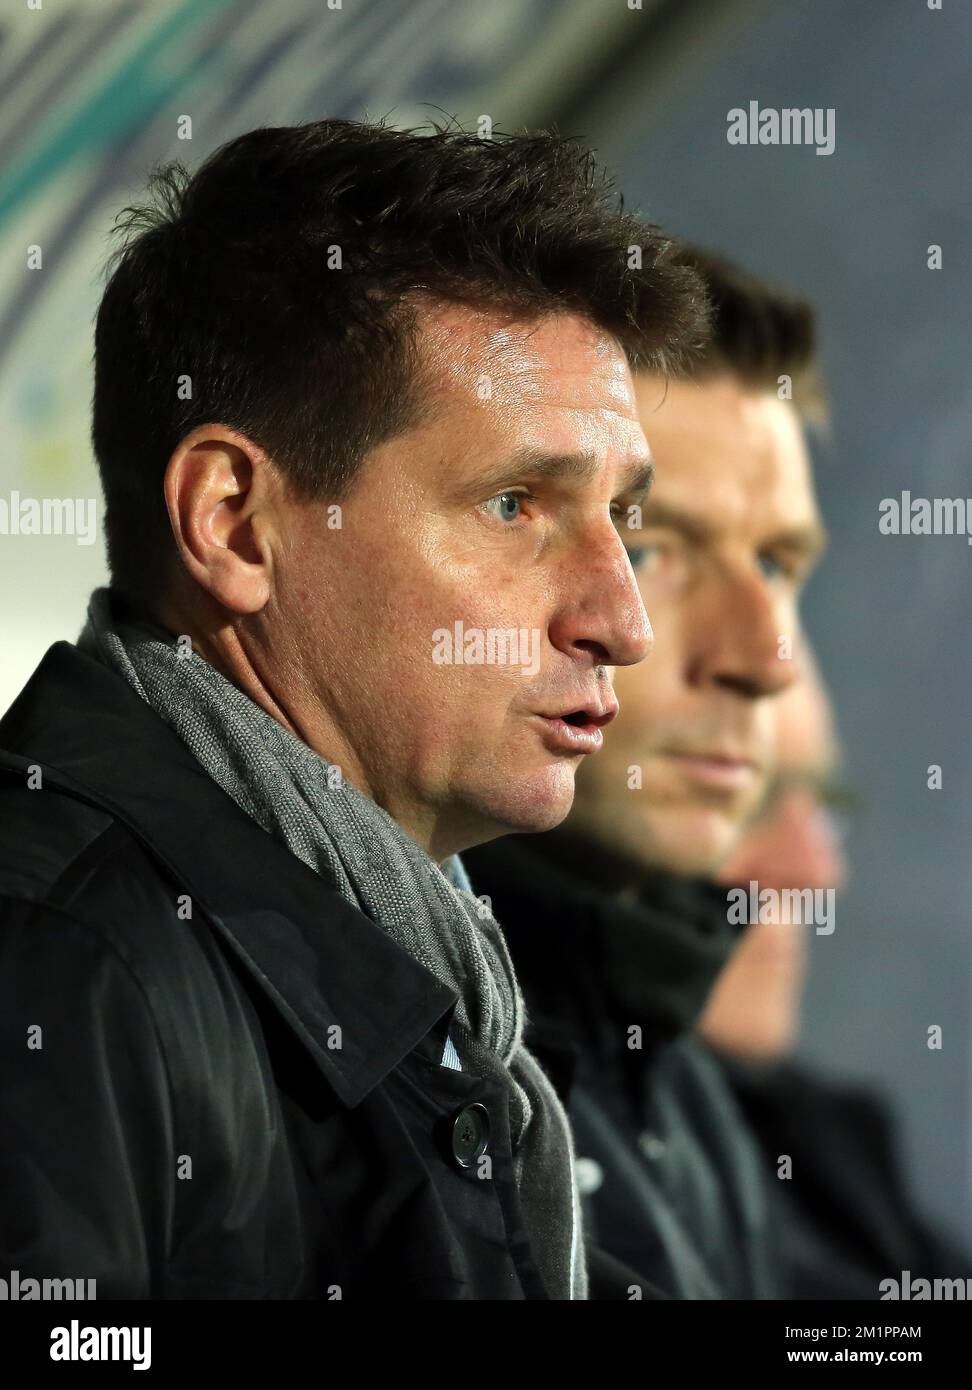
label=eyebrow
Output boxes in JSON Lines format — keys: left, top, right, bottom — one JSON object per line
{"left": 475, "top": 446, "right": 655, "bottom": 504}
{"left": 638, "top": 499, "right": 829, "bottom": 561}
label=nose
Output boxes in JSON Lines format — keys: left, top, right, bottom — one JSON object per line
{"left": 548, "top": 527, "right": 653, "bottom": 669}
{"left": 692, "top": 571, "right": 799, "bottom": 700}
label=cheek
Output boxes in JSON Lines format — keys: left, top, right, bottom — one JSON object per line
{"left": 392, "top": 536, "right": 542, "bottom": 635}
{"left": 628, "top": 587, "right": 686, "bottom": 665}
{"left": 612, "top": 660, "right": 666, "bottom": 717}
{"left": 770, "top": 592, "right": 804, "bottom": 658}
{"left": 609, "top": 641, "right": 680, "bottom": 745}
{"left": 750, "top": 703, "right": 778, "bottom": 766}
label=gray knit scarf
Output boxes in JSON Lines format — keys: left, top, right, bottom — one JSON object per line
{"left": 76, "top": 587, "right": 586, "bottom": 1300}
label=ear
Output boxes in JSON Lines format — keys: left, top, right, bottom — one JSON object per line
{"left": 163, "top": 425, "right": 278, "bottom": 614}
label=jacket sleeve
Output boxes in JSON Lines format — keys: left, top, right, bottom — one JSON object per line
{"left": 0, "top": 895, "right": 175, "bottom": 1298}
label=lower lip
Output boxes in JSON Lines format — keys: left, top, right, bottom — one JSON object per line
{"left": 664, "top": 754, "right": 757, "bottom": 789}
{"left": 534, "top": 715, "right": 604, "bottom": 754}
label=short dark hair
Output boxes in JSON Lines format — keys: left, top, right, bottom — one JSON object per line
{"left": 92, "top": 117, "right": 709, "bottom": 603}
{"left": 669, "top": 243, "right": 828, "bottom": 426}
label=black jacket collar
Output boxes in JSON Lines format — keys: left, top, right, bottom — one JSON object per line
{"left": 464, "top": 832, "right": 737, "bottom": 1057}
{"left": 0, "top": 641, "right": 458, "bottom": 1107}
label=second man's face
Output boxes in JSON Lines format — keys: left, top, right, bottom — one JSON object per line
{"left": 570, "top": 372, "right": 826, "bottom": 877}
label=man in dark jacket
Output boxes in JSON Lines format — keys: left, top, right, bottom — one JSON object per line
{"left": 699, "top": 655, "right": 972, "bottom": 1298}
{"left": 464, "top": 833, "right": 779, "bottom": 1297}
{"left": 466, "top": 247, "right": 828, "bottom": 1298}
{"left": 0, "top": 118, "right": 708, "bottom": 1299}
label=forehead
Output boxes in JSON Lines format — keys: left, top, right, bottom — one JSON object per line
{"left": 412, "top": 300, "right": 644, "bottom": 454}
{"left": 634, "top": 373, "right": 818, "bottom": 532}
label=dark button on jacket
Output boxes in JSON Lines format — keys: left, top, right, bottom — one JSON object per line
{"left": 449, "top": 1105, "right": 491, "bottom": 1170}
{"left": 0, "top": 643, "right": 656, "bottom": 1300}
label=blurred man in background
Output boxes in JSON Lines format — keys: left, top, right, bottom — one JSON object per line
{"left": 466, "top": 246, "right": 827, "bottom": 1297}
{"left": 701, "top": 656, "right": 971, "bottom": 1298}
{"left": 698, "top": 644, "right": 846, "bottom": 1064}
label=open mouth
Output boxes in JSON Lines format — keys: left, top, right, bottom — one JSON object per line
{"left": 534, "top": 703, "right": 617, "bottom": 754}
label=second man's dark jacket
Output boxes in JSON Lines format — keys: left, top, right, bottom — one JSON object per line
{"left": 463, "top": 833, "right": 783, "bottom": 1299}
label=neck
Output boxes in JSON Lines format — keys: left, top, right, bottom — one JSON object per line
{"left": 147, "top": 589, "right": 468, "bottom": 865}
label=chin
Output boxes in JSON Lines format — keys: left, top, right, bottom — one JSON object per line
{"left": 627, "top": 806, "right": 742, "bottom": 879}
{"left": 478, "top": 762, "right": 578, "bottom": 838}
{"left": 673, "top": 816, "right": 741, "bottom": 878}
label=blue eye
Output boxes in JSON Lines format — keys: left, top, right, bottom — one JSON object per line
{"left": 625, "top": 545, "right": 654, "bottom": 571}
{"left": 757, "top": 553, "right": 786, "bottom": 582}
{"left": 483, "top": 492, "right": 525, "bottom": 524}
